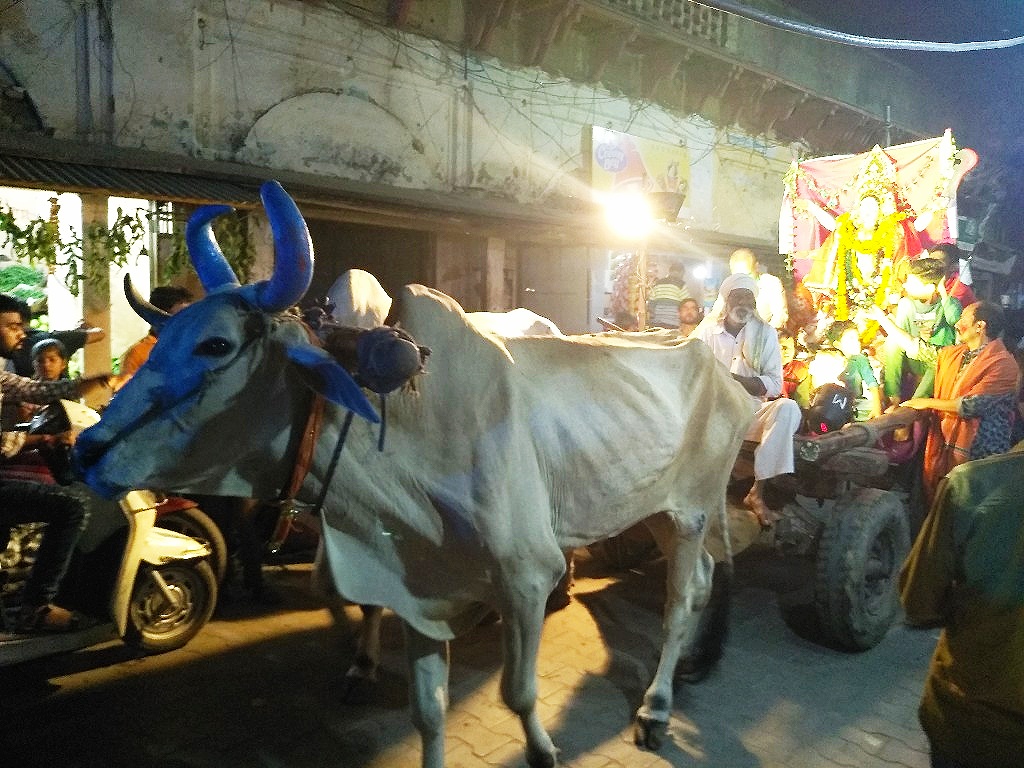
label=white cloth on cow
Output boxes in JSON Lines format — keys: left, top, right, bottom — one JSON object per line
{"left": 327, "top": 270, "right": 392, "bottom": 328}
{"left": 691, "top": 313, "right": 799, "bottom": 480}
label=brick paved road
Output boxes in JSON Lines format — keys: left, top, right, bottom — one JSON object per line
{"left": 0, "top": 547, "right": 938, "bottom": 768}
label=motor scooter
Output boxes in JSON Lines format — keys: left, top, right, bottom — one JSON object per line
{"left": 0, "top": 401, "right": 218, "bottom": 667}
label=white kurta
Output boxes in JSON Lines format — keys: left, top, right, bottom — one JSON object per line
{"left": 692, "top": 318, "right": 801, "bottom": 479}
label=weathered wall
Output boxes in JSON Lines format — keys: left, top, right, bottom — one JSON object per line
{"left": 3, "top": 0, "right": 803, "bottom": 334}
{"left": 3, "top": 1, "right": 793, "bottom": 237}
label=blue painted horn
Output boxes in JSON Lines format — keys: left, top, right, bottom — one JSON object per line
{"left": 254, "top": 180, "right": 313, "bottom": 313}
{"left": 185, "top": 204, "right": 241, "bottom": 292}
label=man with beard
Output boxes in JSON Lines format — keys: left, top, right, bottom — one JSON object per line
{"left": 678, "top": 297, "right": 703, "bottom": 336}
{"left": 691, "top": 273, "right": 802, "bottom": 527}
{"left": 0, "top": 293, "right": 112, "bottom": 632}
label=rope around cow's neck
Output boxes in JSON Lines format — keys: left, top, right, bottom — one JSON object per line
{"left": 312, "top": 409, "right": 355, "bottom": 519}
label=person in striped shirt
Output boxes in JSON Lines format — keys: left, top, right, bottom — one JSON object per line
{"left": 647, "top": 262, "right": 692, "bottom": 329}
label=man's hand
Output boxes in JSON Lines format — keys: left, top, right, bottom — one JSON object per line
{"left": 77, "top": 374, "right": 115, "bottom": 400}
{"left": 865, "top": 304, "right": 889, "bottom": 324}
{"left": 731, "top": 372, "right": 767, "bottom": 397}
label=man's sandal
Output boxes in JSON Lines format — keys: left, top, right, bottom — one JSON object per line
{"left": 15, "top": 603, "right": 80, "bottom": 634}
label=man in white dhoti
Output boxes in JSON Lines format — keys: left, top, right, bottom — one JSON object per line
{"left": 690, "top": 272, "right": 802, "bottom": 526}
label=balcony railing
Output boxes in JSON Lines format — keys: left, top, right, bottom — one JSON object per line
{"left": 599, "top": 0, "right": 729, "bottom": 47}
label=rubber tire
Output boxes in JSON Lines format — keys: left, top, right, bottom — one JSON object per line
{"left": 124, "top": 559, "right": 218, "bottom": 654}
{"left": 814, "top": 488, "right": 910, "bottom": 651}
{"left": 157, "top": 506, "right": 228, "bottom": 585}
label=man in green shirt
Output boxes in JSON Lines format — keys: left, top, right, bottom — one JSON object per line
{"left": 879, "top": 257, "right": 961, "bottom": 406}
{"left": 900, "top": 446, "right": 1024, "bottom": 768}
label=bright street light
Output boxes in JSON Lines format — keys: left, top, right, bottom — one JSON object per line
{"left": 602, "top": 190, "right": 655, "bottom": 241}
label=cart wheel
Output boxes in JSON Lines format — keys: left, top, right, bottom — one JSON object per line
{"left": 814, "top": 488, "right": 910, "bottom": 651}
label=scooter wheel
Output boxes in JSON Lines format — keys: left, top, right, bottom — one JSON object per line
{"left": 156, "top": 506, "right": 228, "bottom": 585}
{"left": 124, "top": 559, "right": 217, "bottom": 654}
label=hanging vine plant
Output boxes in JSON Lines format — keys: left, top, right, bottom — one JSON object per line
{"left": 1, "top": 200, "right": 257, "bottom": 295}
{"left": 0, "top": 201, "right": 147, "bottom": 297}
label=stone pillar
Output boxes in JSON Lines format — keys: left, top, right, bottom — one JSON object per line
{"left": 483, "top": 237, "right": 507, "bottom": 311}
{"left": 79, "top": 191, "right": 112, "bottom": 407}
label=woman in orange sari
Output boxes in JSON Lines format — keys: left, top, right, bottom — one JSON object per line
{"left": 899, "top": 301, "right": 1021, "bottom": 507}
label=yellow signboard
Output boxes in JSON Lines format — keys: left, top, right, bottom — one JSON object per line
{"left": 589, "top": 126, "right": 690, "bottom": 199}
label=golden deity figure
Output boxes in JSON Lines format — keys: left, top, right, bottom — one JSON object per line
{"left": 803, "top": 147, "right": 925, "bottom": 340}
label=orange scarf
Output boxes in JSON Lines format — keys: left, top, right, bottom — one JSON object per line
{"left": 923, "top": 338, "right": 1020, "bottom": 503}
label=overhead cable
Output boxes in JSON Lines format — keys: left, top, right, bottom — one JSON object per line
{"left": 696, "top": 0, "right": 1024, "bottom": 51}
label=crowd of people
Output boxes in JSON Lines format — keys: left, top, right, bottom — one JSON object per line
{"left": 0, "top": 293, "right": 114, "bottom": 632}
{"left": 644, "top": 242, "right": 1022, "bottom": 768}
{"left": 637, "top": 244, "right": 1023, "bottom": 522}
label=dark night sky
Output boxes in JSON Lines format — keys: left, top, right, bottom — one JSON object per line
{"left": 773, "top": 1, "right": 1024, "bottom": 238}
{"left": 776, "top": 1, "right": 1024, "bottom": 163}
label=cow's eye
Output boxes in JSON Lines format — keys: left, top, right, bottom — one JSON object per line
{"left": 194, "top": 337, "right": 233, "bottom": 357}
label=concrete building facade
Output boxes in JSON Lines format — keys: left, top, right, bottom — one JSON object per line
{"left": 1, "top": 0, "right": 954, "bottom": 362}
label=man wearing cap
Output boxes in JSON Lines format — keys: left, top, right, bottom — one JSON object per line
{"left": 690, "top": 272, "right": 802, "bottom": 526}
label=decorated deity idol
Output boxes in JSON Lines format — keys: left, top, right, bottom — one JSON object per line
{"left": 802, "top": 147, "right": 925, "bottom": 340}
{"left": 780, "top": 131, "right": 977, "bottom": 345}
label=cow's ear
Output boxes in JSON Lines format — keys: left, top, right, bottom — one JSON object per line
{"left": 284, "top": 344, "right": 380, "bottom": 423}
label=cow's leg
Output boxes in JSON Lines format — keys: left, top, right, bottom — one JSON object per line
{"left": 499, "top": 585, "right": 559, "bottom": 767}
{"left": 311, "top": 539, "right": 384, "bottom": 703}
{"left": 634, "top": 512, "right": 715, "bottom": 750}
{"left": 402, "top": 622, "right": 450, "bottom": 768}
{"left": 340, "top": 604, "right": 384, "bottom": 703}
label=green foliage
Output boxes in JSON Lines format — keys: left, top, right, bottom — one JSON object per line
{"left": 1, "top": 200, "right": 257, "bottom": 295}
{"left": 0, "top": 263, "right": 47, "bottom": 305}
{"left": 0, "top": 202, "right": 148, "bottom": 297}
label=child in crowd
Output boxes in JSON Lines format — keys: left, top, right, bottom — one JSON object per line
{"left": 833, "top": 321, "right": 882, "bottom": 421}
{"left": 779, "top": 329, "right": 811, "bottom": 411}
{"left": 30, "top": 338, "right": 70, "bottom": 381}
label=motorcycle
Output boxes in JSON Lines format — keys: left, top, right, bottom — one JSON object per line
{"left": 0, "top": 401, "right": 218, "bottom": 667}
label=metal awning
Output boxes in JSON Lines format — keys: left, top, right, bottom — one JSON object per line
{"left": 0, "top": 135, "right": 612, "bottom": 244}
{"left": 0, "top": 153, "right": 261, "bottom": 206}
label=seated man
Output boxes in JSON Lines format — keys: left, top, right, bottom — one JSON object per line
{"left": 878, "top": 257, "right": 961, "bottom": 406}
{"left": 691, "top": 273, "right": 803, "bottom": 526}
{"left": 728, "top": 248, "right": 789, "bottom": 330}
{"left": 1, "top": 293, "right": 113, "bottom": 631}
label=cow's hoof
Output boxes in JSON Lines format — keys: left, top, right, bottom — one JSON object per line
{"left": 525, "top": 744, "right": 560, "bottom": 767}
{"left": 633, "top": 714, "right": 667, "bottom": 751}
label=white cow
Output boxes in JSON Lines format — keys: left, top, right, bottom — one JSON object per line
{"left": 76, "top": 182, "right": 753, "bottom": 768}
